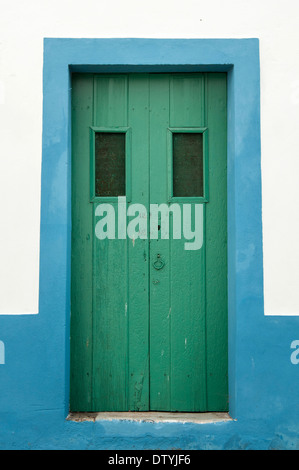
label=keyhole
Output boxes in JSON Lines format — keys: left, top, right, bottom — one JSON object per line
{"left": 158, "top": 225, "right": 160, "bottom": 231}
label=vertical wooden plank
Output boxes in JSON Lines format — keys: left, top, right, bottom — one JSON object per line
{"left": 94, "top": 75, "right": 127, "bottom": 127}
{"left": 169, "top": 226, "right": 207, "bottom": 411}
{"left": 149, "top": 74, "right": 172, "bottom": 410}
{"left": 127, "top": 74, "right": 150, "bottom": 410}
{"left": 169, "top": 74, "right": 207, "bottom": 411}
{"left": 70, "top": 74, "right": 94, "bottom": 411}
{"left": 92, "top": 225, "right": 129, "bottom": 410}
{"left": 92, "top": 75, "right": 129, "bottom": 410}
{"left": 205, "top": 73, "right": 228, "bottom": 411}
{"left": 170, "top": 74, "right": 205, "bottom": 127}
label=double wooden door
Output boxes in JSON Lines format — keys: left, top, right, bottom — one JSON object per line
{"left": 70, "top": 73, "right": 228, "bottom": 412}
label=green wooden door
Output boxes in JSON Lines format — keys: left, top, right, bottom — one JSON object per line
{"left": 70, "top": 73, "right": 228, "bottom": 412}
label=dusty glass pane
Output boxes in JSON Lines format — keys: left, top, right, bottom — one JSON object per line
{"left": 173, "top": 133, "right": 203, "bottom": 197}
{"left": 95, "top": 132, "right": 126, "bottom": 197}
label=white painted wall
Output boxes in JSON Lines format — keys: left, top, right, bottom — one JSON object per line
{"left": 0, "top": 0, "right": 298, "bottom": 315}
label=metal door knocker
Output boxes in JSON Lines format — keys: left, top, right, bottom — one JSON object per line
{"left": 153, "top": 253, "right": 165, "bottom": 270}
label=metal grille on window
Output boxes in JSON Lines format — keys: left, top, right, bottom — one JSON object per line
{"left": 173, "top": 133, "right": 203, "bottom": 197}
{"left": 95, "top": 132, "right": 126, "bottom": 197}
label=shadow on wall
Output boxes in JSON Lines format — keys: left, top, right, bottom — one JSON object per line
{"left": 0, "top": 341, "right": 4, "bottom": 364}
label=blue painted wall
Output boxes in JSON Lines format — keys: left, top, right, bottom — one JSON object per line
{"left": 0, "top": 38, "right": 299, "bottom": 450}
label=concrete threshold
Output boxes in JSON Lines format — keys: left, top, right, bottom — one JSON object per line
{"left": 67, "top": 411, "right": 231, "bottom": 424}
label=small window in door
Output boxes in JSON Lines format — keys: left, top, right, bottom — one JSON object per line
{"left": 172, "top": 132, "right": 204, "bottom": 197}
{"left": 94, "top": 132, "right": 126, "bottom": 197}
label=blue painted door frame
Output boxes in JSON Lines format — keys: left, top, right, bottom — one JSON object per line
{"left": 40, "top": 38, "right": 262, "bottom": 419}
